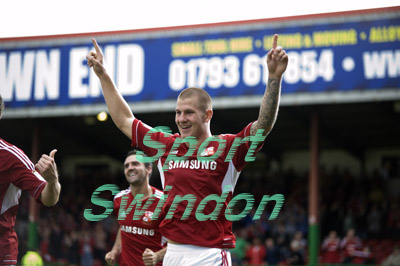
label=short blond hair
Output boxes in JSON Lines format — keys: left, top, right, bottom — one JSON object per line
{"left": 178, "top": 87, "right": 212, "bottom": 113}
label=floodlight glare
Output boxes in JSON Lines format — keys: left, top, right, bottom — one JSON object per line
{"left": 97, "top": 111, "right": 108, "bottom": 122}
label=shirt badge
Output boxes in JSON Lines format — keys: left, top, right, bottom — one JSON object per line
{"left": 142, "top": 211, "right": 154, "bottom": 225}
{"left": 200, "top": 146, "right": 215, "bottom": 157}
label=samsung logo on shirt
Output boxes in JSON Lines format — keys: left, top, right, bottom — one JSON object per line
{"left": 168, "top": 159, "right": 217, "bottom": 170}
{"left": 121, "top": 225, "right": 155, "bottom": 236}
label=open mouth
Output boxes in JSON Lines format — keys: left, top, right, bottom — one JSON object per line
{"left": 180, "top": 125, "right": 191, "bottom": 132}
{"left": 128, "top": 171, "right": 138, "bottom": 177}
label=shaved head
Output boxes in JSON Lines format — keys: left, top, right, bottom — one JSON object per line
{"left": 178, "top": 87, "right": 212, "bottom": 113}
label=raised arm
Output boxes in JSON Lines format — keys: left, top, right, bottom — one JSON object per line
{"left": 87, "top": 38, "right": 134, "bottom": 139}
{"left": 36, "top": 149, "right": 61, "bottom": 207}
{"left": 251, "top": 34, "right": 288, "bottom": 136}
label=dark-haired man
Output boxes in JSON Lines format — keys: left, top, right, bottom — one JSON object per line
{"left": 105, "top": 150, "right": 166, "bottom": 266}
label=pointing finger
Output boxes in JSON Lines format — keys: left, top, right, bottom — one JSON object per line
{"left": 92, "top": 38, "right": 102, "bottom": 55}
{"left": 272, "top": 34, "right": 278, "bottom": 50}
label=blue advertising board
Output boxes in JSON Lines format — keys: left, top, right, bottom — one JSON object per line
{"left": 0, "top": 8, "right": 399, "bottom": 116}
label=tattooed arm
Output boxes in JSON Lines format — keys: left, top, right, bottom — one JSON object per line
{"left": 251, "top": 34, "right": 288, "bottom": 136}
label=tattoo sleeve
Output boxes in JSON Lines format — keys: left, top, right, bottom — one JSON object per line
{"left": 251, "top": 78, "right": 281, "bottom": 136}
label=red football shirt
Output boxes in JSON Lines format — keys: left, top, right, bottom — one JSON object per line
{"left": 340, "top": 236, "right": 362, "bottom": 258}
{"left": 0, "top": 139, "right": 47, "bottom": 264}
{"left": 246, "top": 244, "right": 266, "bottom": 265}
{"left": 321, "top": 237, "right": 341, "bottom": 263}
{"left": 131, "top": 119, "right": 264, "bottom": 249}
{"left": 114, "top": 186, "right": 166, "bottom": 266}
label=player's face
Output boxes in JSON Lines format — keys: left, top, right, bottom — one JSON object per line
{"left": 175, "top": 96, "right": 208, "bottom": 140}
{"left": 123, "top": 154, "right": 150, "bottom": 186}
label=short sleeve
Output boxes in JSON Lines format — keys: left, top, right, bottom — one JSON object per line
{"left": 113, "top": 195, "right": 120, "bottom": 217}
{"left": 3, "top": 150, "right": 47, "bottom": 201}
{"left": 226, "top": 121, "right": 266, "bottom": 171}
{"left": 131, "top": 119, "right": 175, "bottom": 157}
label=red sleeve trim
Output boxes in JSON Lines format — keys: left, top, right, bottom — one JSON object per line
{"left": 131, "top": 119, "right": 139, "bottom": 147}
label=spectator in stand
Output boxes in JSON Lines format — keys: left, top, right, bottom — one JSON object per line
{"left": 350, "top": 246, "right": 375, "bottom": 265}
{"left": 93, "top": 223, "right": 107, "bottom": 264}
{"left": 265, "top": 237, "right": 280, "bottom": 265}
{"left": 340, "top": 228, "right": 362, "bottom": 263}
{"left": 286, "top": 241, "right": 305, "bottom": 265}
{"left": 63, "top": 230, "right": 80, "bottom": 266}
{"left": 325, "top": 201, "right": 343, "bottom": 236}
{"left": 272, "top": 222, "right": 291, "bottom": 259}
{"left": 321, "top": 230, "right": 341, "bottom": 264}
{"left": 367, "top": 203, "right": 383, "bottom": 239}
{"left": 386, "top": 201, "right": 400, "bottom": 239}
{"left": 80, "top": 230, "right": 94, "bottom": 266}
{"left": 290, "top": 231, "right": 306, "bottom": 258}
{"left": 49, "top": 224, "right": 63, "bottom": 261}
{"left": 39, "top": 226, "right": 51, "bottom": 262}
{"left": 231, "top": 228, "right": 248, "bottom": 266}
{"left": 382, "top": 245, "right": 400, "bottom": 266}
{"left": 343, "top": 209, "right": 356, "bottom": 235}
{"left": 245, "top": 237, "right": 266, "bottom": 266}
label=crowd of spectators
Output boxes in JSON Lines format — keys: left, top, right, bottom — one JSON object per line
{"left": 229, "top": 165, "right": 400, "bottom": 265}
{"left": 15, "top": 162, "right": 400, "bottom": 265}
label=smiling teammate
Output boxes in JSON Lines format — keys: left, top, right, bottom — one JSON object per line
{"left": 105, "top": 150, "right": 166, "bottom": 266}
{"left": 88, "top": 34, "right": 288, "bottom": 265}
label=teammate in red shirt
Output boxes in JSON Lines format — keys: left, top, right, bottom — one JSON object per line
{"left": 105, "top": 150, "right": 166, "bottom": 266}
{"left": 0, "top": 94, "right": 61, "bottom": 265}
{"left": 88, "top": 34, "right": 288, "bottom": 265}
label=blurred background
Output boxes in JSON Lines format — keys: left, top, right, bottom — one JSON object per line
{"left": 1, "top": 6, "right": 399, "bottom": 266}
